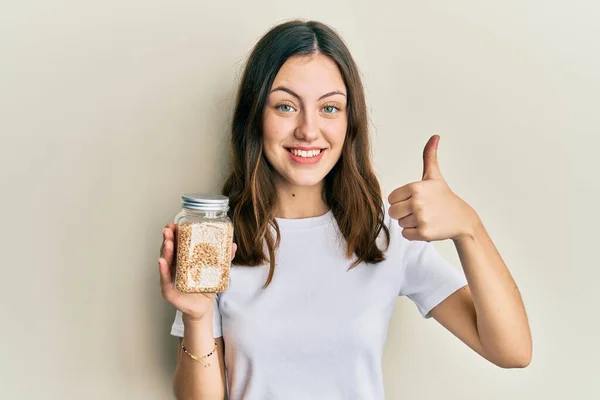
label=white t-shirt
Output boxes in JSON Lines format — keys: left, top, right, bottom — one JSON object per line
{"left": 171, "top": 207, "right": 467, "bottom": 400}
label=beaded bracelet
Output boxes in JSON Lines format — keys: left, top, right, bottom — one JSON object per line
{"left": 181, "top": 340, "right": 217, "bottom": 368}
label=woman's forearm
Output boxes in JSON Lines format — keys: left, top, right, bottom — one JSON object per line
{"left": 173, "top": 311, "right": 226, "bottom": 400}
{"left": 453, "top": 217, "right": 533, "bottom": 367}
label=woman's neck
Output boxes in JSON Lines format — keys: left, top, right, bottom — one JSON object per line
{"left": 274, "top": 180, "right": 329, "bottom": 219}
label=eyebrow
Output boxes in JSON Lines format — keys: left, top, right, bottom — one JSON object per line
{"left": 270, "top": 86, "right": 347, "bottom": 101}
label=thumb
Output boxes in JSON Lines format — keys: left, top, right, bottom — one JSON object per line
{"left": 422, "top": 134, "right": 444, "bottom": 180}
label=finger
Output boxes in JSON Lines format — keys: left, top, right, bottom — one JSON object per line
{"left": 422, "top": 134, "right": 444, "bottom": 181}
{"left": 159, "top": 258, "right": 181, "bottom": 303}
{"left": 398, "top": 213, "right": 418, "bottom": 228}
{"left": 231, "top": 243, "right": 237, "bottom": 261}
{"left": 388, "top": 199, "right": 412, "bottom": 220}
{"left": 160, "top": 225, "right": 172, "bottom": 258}
{"left": 163, "top": 238, "right": 175, "bottom": 265}
{"left": 163, "top": 225, "right": 176, "bottom": 242}
{"left": 158, "top": 258, "right": 175, "bottom": 299}
{"left": 388, "top": 184, "right": 412, "bottom": 205}
{"left": 401, "top": 227, "right": 422, "bottom": 241}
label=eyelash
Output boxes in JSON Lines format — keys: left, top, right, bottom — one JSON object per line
{"left": 275, "top": 102, "right": 296, "bottom": 113}
{"left": 275, "top": 102, "right": 342, "bottom": 114}
{"left": 322, "top": 103, "right": 341, "bottom": 114}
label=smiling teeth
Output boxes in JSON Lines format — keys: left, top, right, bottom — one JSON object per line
{"left": 291, "top": 149, "right": 321, "bottom": 158}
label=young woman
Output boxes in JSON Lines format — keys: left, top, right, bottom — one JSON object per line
{"left": 158, "top": 20, "right": 532, "bottom": 400}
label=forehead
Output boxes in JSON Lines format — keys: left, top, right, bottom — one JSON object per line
{"left": 271, "top": 54, "right": 346, "bottom": 95}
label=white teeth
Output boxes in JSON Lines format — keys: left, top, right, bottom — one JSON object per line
{"left": 291, "top": 149, "right": 321, "bottom": 158}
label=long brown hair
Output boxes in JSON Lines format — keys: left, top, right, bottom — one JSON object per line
{"left": 222, "top": 20, "right": 389, "bottom": 288}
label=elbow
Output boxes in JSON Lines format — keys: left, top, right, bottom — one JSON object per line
{"left": 482, "top": 333, "right": 533, "bottom": 369}
{"left": 492, "top": 347, "right": 533, "bottom": 369}
{"left": 497, "top": 355, "right": 531, "bottom": 369}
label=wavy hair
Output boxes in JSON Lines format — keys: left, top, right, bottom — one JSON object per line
{"left": 222, "top": 20, "right": 389, "bottom": 288}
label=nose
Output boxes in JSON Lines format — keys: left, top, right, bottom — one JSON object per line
{"left": 294, "top": 109, "right": 319, "bottom": 142}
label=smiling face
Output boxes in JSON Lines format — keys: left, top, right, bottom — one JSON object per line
{"left": 262, "top": 54, "right": 348, "bottom": 188}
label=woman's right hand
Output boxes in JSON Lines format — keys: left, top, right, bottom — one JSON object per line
{"left": 158, "top": 223, "right": 237, "bottom": 322}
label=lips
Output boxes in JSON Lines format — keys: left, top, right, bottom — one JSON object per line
{"left": 285, "top": 147, "right": 326, "bottom": 165}
{"left": 287, "top": 148, "right": 323, "bottom": 158}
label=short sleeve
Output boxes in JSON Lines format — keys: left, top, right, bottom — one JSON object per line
{"left": 170, "top": 295, "right": 223, "bottom": 338}
{"left": 399, "top": 239, "right": 468, "bottom": 318}
{"left": 383, "top": 201, "right": 467, "bottom": 318}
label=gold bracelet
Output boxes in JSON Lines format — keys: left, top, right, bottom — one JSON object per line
{"left": 181, "top": 340, "right": 217, "bottom": 368}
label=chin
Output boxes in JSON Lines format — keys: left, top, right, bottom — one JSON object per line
{"left": 282, "top": 171, "right": 326, "bottom": 187}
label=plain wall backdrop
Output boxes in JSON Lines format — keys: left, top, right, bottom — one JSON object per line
{"left": 1, "top": 1, "right": 598, "bottom": 399}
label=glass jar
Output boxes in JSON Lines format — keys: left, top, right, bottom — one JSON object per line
{"left": 174, "top": 193, "right": 233, "bottom": 293}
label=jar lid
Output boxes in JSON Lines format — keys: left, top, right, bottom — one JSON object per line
{"left": 182, "top": 193, "right": 229, "bottom": 211}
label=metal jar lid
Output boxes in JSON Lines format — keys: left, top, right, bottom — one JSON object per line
{"left": 182, "top": 193, "right": 229, "bottom": 211}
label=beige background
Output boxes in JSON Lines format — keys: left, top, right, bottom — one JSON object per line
{"left": 1, "top": 0, "right": 598, "bottom": 399}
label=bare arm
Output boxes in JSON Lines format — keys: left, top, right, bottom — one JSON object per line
{"left": 429, "top": 218, "right": 532, "bottom": 368}
{"left": 173, "top": 314, "right": 227, "bottom": 400}
{"left": 159, "top": 223, "right": 235, "bottom": 399}
{"left": 389, "top": 135, "right": 532, "bottom": 368}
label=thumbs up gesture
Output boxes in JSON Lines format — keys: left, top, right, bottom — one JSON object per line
{"left": 388, "top": 135, "right": 479, "bottom": 242}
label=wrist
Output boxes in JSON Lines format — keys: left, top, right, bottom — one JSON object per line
{"left": 182, "top": 310, "right": 213, "bottom": 327}
{"left": 453, "top": 208, "right": 482, "bottom": 243}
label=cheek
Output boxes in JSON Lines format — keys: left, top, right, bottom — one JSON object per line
{"left": 323, "top": 118, "right": 347, "bottom": 148}
{"left": 262, "top": 114, "right": 278, "bottom": 145}
{"left": 263, "top": 111, "right": 294, "bottom": 145}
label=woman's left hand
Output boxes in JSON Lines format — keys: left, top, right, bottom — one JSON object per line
{"left": 388, "top": 134, "right": 480, "bottom": 242}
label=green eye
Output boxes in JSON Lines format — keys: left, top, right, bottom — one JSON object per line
{"left": 277, "top": 104, "right": 294, "bottom": 112}
{"left": 322, "top": 105, "right": 339, "bottom": 114}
